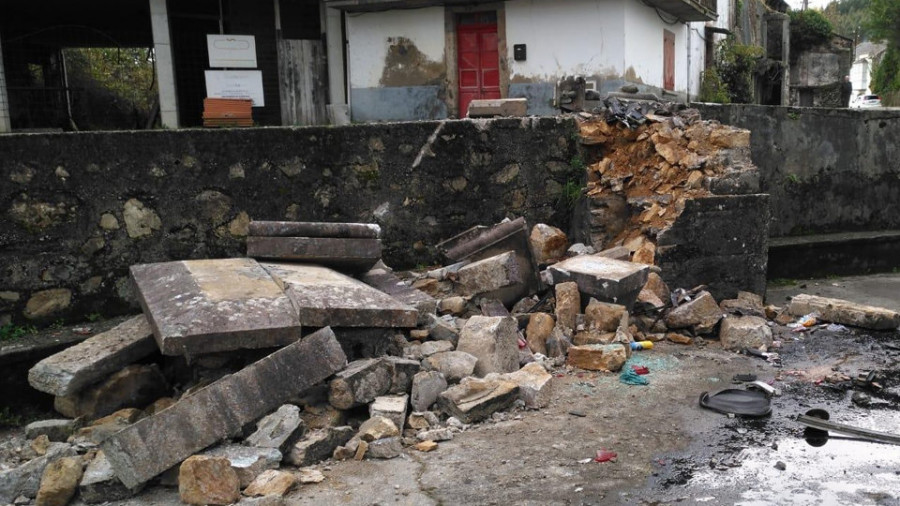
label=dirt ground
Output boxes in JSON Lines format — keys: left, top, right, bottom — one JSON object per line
{"left": 2, "top": 276, "right": 899, "bottom": 506}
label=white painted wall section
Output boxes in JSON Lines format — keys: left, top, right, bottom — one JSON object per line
{"left": 505, "top": 0, "right": 626, "bottom": 81}
{"left": 346, "top": 7, "right": 446, "bottom": 89}
{"left": 149, "top": 0, "right": 179, "bottom": 128}
{"left": 0, "top": 28, "right": 10, "bottom": 133}
{"left": 624, "top": 0, "right": 688, "bottom": 93}
{"left": 325, "top": 7, "right": 346, "bottom": 104}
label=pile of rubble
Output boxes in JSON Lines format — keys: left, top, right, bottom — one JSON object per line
{"left": 3, "top": 217, "right": 899, "bottom": 506}
{"left": 577, "top": 101, "right": 758, "bottom": 261}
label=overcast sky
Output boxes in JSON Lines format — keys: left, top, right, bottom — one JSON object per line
{"left": 784, "top": 0, "right": 833, "bottom": 9}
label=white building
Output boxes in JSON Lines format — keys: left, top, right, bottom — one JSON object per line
{"left": 325, "top": 0, "right": 732, "bottom": 121}
{"left": 850, "top": 41, "right": 886, "bottom": 97}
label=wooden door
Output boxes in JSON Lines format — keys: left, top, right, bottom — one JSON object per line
{"left": 457, "top": 12, "right": 500, "bottom": 117}
{"left": 664, "top": 30, "right": 675, "bottom": 91}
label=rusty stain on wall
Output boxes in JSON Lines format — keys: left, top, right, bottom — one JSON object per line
{"left": 379, "top": 37, "right": 447, "bottom": 87}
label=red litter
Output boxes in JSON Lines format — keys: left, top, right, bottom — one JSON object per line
{"left": 594, "top": 449, "right": 617, "bottom": 462}
{"left": 631, "top": 365, "right": 650, "bottom": 375}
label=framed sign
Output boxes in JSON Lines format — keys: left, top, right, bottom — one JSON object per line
{"left": 204, "top": 70, "right": 265, "bottom": 106}
{"left": 207, "top": 34, "right": 257, "bottom": 68}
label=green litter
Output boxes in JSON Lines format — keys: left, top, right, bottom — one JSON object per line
{"left": 620, "top": 368, "right": 649, "bottom": 386}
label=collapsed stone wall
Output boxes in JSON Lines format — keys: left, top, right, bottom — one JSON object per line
{"left": 0, "top": 118, "right": 579, "bottom": 325}
{"left": 575, "top": 110, "right": 769, "bottom": 299}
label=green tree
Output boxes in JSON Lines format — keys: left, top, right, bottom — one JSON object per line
{"left": 711, "top": 37, "right": 765, "bottom": 104}
{"left": 866, "top": 0, "right": 900, "bottom": 93}
{"left": 822, "top": 0, "right": 871, "bottom": 40}
{"left": 790, "top": 9, "right": 834, "bottom": 53}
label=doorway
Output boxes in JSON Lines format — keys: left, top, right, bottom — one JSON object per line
{"left": 457, "top": 12, "right": 500, "bottom": 117}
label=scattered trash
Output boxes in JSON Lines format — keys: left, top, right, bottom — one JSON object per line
{"left": 619, "top": 369, "right": 649, "bottom": 386}
{"left": 732, "top": 373, "right": 757, "bottom": 383}
{"left": 699, "top": 389, "right": 772, "bottom": 417}
{"left": 774, "top": 461, "right": 786, "bottom": 471}
{"left": 746, "top": 380, "right": 777, "bottom": 397}
{"left": 568, "top": 410, "right": 588, "bottom": 418}
{"left": 631, "top": 365, "right": 650, "bottom": 375}
{"left": 593, "top": 449, "right": 617, "bottom": 463}
{"left": 825, "top": 323, "right": 848, "bottom": 332}
{"left": 630, "top": 341, "right": 654, "bottom": 351}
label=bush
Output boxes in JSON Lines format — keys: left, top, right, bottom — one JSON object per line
{"left": 714, "top": 38, "right": 765, "bottom": 104}
{"left": 790, "top": 9, "right": 834, "bottom": 52}
{"left": 698, "top": 67, "right": 731, "bottom": 103}
{"left": 871, "top": 45, "right": 900, "bottom": 94}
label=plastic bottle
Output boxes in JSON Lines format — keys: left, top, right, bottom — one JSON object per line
{"left": 630, "top": 341, "right": 654, "bottom": 351}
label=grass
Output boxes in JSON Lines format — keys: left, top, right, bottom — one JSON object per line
{"left": 0, "top": 323, "right": 37, "bottom": 342}
{"left": 560, "top": 180, "right": 585, "bottom": 210}
{"left": 768, "top": 278, "right": 797, "bottom": 287}
{"left": 86, "top": 312, "right": 103, "bottom": 322}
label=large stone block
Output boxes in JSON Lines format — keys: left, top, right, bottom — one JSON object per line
{"left": 100, "top": 327, "right": 347, "bottom": 489}
{"left": 328, "top": 358, "right": 393, "bottom": 410}
{"left": 547, "top": 255, "right": 649, "bottom": 309}
{"left": 788, "top": 294, "right": 900, "bottom": 330}
{"left": 261, "top": 263, "right": 417, "bottom": 328}
{"left": 554, "top": 282, "right": 580, "bottom": 332}
{"left": 79, "top": 452, "right": 142, "bottom": 504}
{"left": 719, "top": 315, "right": 773, "bottom": 351}
{"left": 369, "top": 395, "right": 408, "bottom": 432}
{"left": 53, "top": 364, "right": 168, "bottom": 420}
{"left": 29, "top": 315, "right": 157, "bottom": 396}
{"left": 286, "top": 426, "right": 354, "bottom": 466}
{"left": 248, "top": 221, "right": 381, "bottom": 239}
{"left": 665, "top": 291, "right": 723, "bottom": 334}
{"left": 457, "top": 251, "right": 526, "bottom": 304}
{"left": 529, "top": 224, "right": 568, "bottom": 265}
{"left": 456, "top": 316, "right": 519, "bottom": 377}
{"left": 131, "top": 258, "right": 302, "bottom": 356}
{"left": 421, "top": 351, "right": 478, "bottom": 383}
{"left": 244, "top": 404, "right": 306, "bottom": 455}
{"left": 585, "top": 299, "right": 626, "bottom": 333}
{"left": 485, "top": 362, "right": 553, "bottom": 409}
{"left": 438, "top": 378, "right": 519, "bottom": 424}
{"left": 247, "top": 237, "right": 381, "bottom": 273}
{"left": 566, "top": 344, "right": 627, "bottom": 372}
{"left": 525, "top": 312, "right": 554, "bottom": 355}
{"left": 410, "top": 371, "right": 448, "bottom": 412}
{"left": 178, "top": 456, "right": 240, "bottom": 506}
{"left": 360, "top": 266, "right": 437, "bottom": 326}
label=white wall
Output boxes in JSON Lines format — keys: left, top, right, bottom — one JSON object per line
{"left": 850, "top": 59, "right": 871, "bottom": 96}
{"left": 505, "top": 0, "right": 626, "bottom": 81}
{"left": 686, "top": 0, "right": 732, "bottom": 97}
{"left": 346, "top": 7, "right": 446, "bottom": 89}
{"left": 624, "top": 0, "right": 690, "bottom": 93}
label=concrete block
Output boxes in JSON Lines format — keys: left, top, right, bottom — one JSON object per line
{"left": 79, "top": 452, "right": 143, "bottom": 504}
{"left": 24, "top": 419, "right": 79, "bottom": 442}
{"left": 53, "top": 364, "right": 168, "bottom": 420}
{"left": 486, "top": 362, "right": 553, "bottom": 409}
{"left": 100, "top": 327, "right": 346, "bottom": 488}
{"left": 366, "top": 437, "right": 402, "bottom": 459}
{"left": 456, "top": 316, "right": 519, "bottom": 377}
{"left": 554, "top": 282, "right": 580, "bottom": 332}
{"left": 328, "top": 358, "right": 393, "bottom": 410}
{"left": 467, "top": 98, "right": 527, "bottom": 117}
{"left": 422, "top": 351, "right": 477, "bottom": 384}
{"left": 261, "top": 263, "right": 417, "bottom": 328}
{"left": 457, "top": 251, "right": 526, "bottom": 304}
{"left": 787, "top": 294, "right": 900, "bottom": 330}
{"left": 361, "top": 266, "right": 437, "bottom": 325}
{"left": 247, "top": 237, "right": 381, "bottom": 273}
{"left": 203, "top": 445, "right": 281, "bottom": 488}
{"left": 438, "top": 378, "right": 519, "bottom": 424}
{"left": 244, "top": 404, "right": 306, "bottom": 455}
{"left": 131, "top": 258, "right": 302, "bottom": 356}
{"left": 529, "top": 224, "right": 568, "bottom": 264}
{"left": 410, "top": 371, "right": 448, "bottom": 412}
{"left": 248, "top": 221, "right": 381, "bottom": 239}
{"left": 383, "top": 356, "right": 420, "bottom": 395}
{"left": 548, "top": 255, "right": 650, "bottom": 309}
{"left": 566, "top": 344, "right": 627, "bottom": 372}
{"left": 28, "top": 315, "right": 157, "bottom": 396}
{"left": 719, "top": 315, "right": 773, "bottom": 351}
{"left": 665, "top": 291, "right": 723, "bottom": 334}
{"left": 286, "top": 426, "right": 354, "bottom": 466}
{"left": 369, "top": 395, "right": 408, "bottom": 432}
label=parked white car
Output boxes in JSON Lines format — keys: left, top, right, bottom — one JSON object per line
{"left": 851, "top": 94, "right": 882, "bottom": 108}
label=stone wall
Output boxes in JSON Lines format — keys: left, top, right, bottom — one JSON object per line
{"left": 695, "top": 104, "right": 900, "bottom": 237}
{"left": 0, "top": 117, "right": 580, "bottom": 324}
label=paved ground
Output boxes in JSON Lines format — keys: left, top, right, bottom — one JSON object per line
{"left": 3, "top": 275, "right": 899, "bottom": 506}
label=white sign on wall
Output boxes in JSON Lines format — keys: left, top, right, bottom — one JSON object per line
{"left": 207, "top": 34, "right": 257, "bottom": 68}
{"left": 204, "top": 70, "right": 265, "bottom": 106}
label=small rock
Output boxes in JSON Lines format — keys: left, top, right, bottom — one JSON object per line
{"left": 419, "top": 340, "right": 454, "bottom": 357}
{"left": 243, "top": 470, "right": 296, "bottom": 497}
{"left": 366, "top": 437, "right": 402, "bottom": 459}
{"left": 529, "top": 224, "right": 569, "bottom": 264}
{"left": 245, "top": 404, "right": 306, "bottom": 454}
{"left": 554, "top": 282, "right": 581, "bottom": 332}
{"left": 35, "top": 456, "right": 83, "bottom": 506}
{"left": 416, "top": 428, "right": 454, "bottom": 442}
{"left": 415, "top": 441, "right": 438, "bottom": 452}
{"left": 369, "top": 395, "right": 408, "bottom": 432}
{"left": 438, "top": 378, "right": 519, "bottom": 424}
{"left": 665, "top": 291, "right": 722, "bottom": 334}
{"left": 719, "top": 316, "right": 773, "bottom": 351}
{"left": 179, "top": 455, "right": 241, "bottom": 506}
{"left": 286, "top": 427, "right": 354, "bottom": 467}
{"left": 438, "top": 297, "right": 468, "bottom": 315}
{"left": 422, "top": 351, "right": 478, "bottom": 383}
{"left": 25, "top": 420, "right": 79, "bottom": 443}
{"left": 525, "top": 312, "right": 555, "bottom": 355}
{"left": 456, "top": 316, "right": 519, "bottom": 377}
{"left": 357, "top": 416, "right": 400, "bottom": 442}
{"left": 410, "top": 371, "right": 448, "bottom": 412}
{"left": 666, "top": 332, "right": 693, "bottom": 345}
{"left": 545, "top": 326, "right": 572, "bottom": 358}
{"left": 297, "top": 469, "right": 325, "bottom": 484}
{"left": 202, "top": 445, "right": 282, "bottom": 488}
{"left": 566, "top": 344, "right": 627, "bottom": 372}
{"left": 774, "top": 461, "right": 786, "bottom": 471}
{"left": 328, "top": 359, "right": 393, "bottom": 410}
{"left": 407, "top": 411, "right": 440, "bottom": 431}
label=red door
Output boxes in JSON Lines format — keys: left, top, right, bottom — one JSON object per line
{"left": 663, "top": 30, "right": 675, "bottom": 91}
{"left": 457, "top": 12, "right": 500, "bottom": 117}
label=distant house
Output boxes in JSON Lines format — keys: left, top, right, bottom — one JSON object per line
{"left": 324, "top": 0, "right": 729, "bottom": 122}
{"left": 789, "top": 32, "right": 853, "bottom": 107}
{"left": 850, "top": 41, "right": 886, "bottom": 97}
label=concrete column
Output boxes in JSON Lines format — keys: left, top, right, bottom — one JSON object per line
{"left": 325, "top": 6, "right": 346, "bottom": 105}
{"left": 0, "top": 29, "right": 11, "bottom": 133}
{"left": 150, "top": 0, "right": 179, "bottom": 128}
